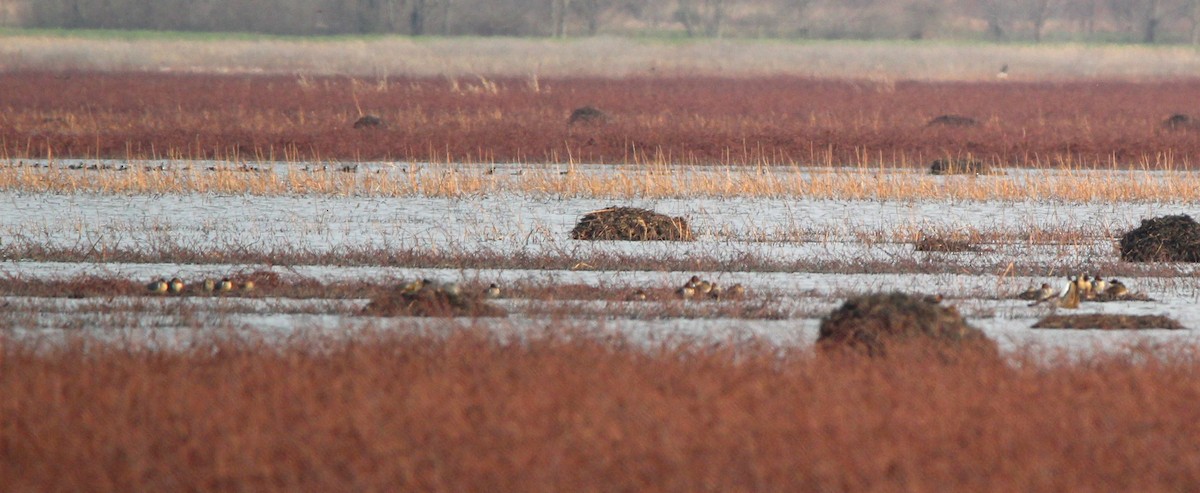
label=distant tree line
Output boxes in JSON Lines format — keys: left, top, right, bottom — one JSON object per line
{"left": 13, "top": 0, "right": 1200, "bottom": 43}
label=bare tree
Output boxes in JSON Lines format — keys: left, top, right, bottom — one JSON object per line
{"left": 552, "top": 0, "right": 569, "bottom": 36}
{"left": 779, "top": 0, "right": 816, "bottom": 37}
{"left": 1063, "top": 0, "right": 1099, "bottom": 36}
{"left": 974, "top": 0, "right": 1016, "bottom": 40}
{"left": 1023, "top": 0, "right": 1058, "bottom": 42}
{"left": 572, "top": 0, "right": 614, "bottom": 35}
{"left": 674, "top": 0, "right": 725, "bottom": 37}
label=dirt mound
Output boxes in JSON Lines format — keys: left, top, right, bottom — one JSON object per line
{"left": 363, "top": 282, "right": 507, "bottom": 317}
{"left": 926, "top": 115, "right": 979, "bottom": 127}
{"left": 1163, "top": 113, "right": 1196, "bottom": 130}
{"left": 928, "top": 158, "right": 997, "bottom": 175}
{"left": 571, "top": 207, "right": 694, "bottom": 241}
{"left": 914, "top": 233, "right": 983, "bottom": 252}
{"left": 353, "top": 115, "right": 385, "bottom": 129}
{"left": 817, "top": 291, "right": 997, "bottom": 357}
{"left": 1033, "top": 314, "right": 1185, "bottom": 330}
{"left": 568, "top": 106, "right": 607, "bottom": 125}
{"left": 1119, "top": 214, "right": 1200, "bottom": 262}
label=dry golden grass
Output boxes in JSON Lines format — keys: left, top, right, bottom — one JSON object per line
{"left": 4, "top": 330, "right": 1200, "bottom": 491}
{"left": 5, "top": 161, "right": 1199, "bottom": 202}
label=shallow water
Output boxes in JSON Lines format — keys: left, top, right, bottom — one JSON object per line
{"left": 5, "top": 161, "right": 1200, "bottom": 355}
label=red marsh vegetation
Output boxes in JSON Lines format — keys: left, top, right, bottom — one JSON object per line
{"left": 4, "top": 72, "right": 1200, "bottom": 167}
{"left": 4, "top": 331, "right": 1200, "bottom": 491}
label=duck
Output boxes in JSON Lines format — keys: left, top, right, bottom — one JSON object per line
{"left": 218, "top": 278, "right": 235, "bottom": 292}
{"left": 708, "top": 285, "right": 724, "bottom": 299}
{"left": 695, "top": 280, "right": 713, "bottom": 295}
{"left": 726, "top": 284, "right": 746, "bottom": 299}
{"left": 1092, "top": 277, "right": 1108, "bottom": 295}
{"left": 401, "top": 279, "right": 425, "bottom": 294}
{"left": 147, "top": 278, "right": 169, "bottom": 294}
{"left": 676, "top": 285, "right": 696, "bottom": 299}
{"left": 1106, "top": 279, "right": 1129, "bottom": 298}
{"left": 241, "top": 280, "right": 255, "bottom": 292}
{"left": 922, "top": 294, "right": 944, "bottom": 304}
{"left": 686, "top": 275, "right": 701, "bottom": 288}
{"left": 202, "top": 278, "right": 216, "bottom": 292}
{"left": 485, "top": 283, "right": 501, "bottom": 298}
{"left": 168, "top": 277, "right": 184, "bottom": 294}
{"left": 1033, "top": 283, "right": 1057, "bottom": 303}
{"left": 627, "top": 288, "right": 648, "bottom": 301}
{"left": 1018, "top": 283, "right": 1052, "bottom": 300}
{"left": 1029, "top": 281, "right": 1074, "bottom": 308}
{"left": 1059, "top": 281, "right": 1081, "bottom": 309}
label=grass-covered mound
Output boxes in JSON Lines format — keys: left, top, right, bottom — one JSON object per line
{"left": 926, "top": 114, "right": 979, "bottom": 127}
{"left": 818, "top": 291, "right": 997, "bottom": 357}
{"left": 1033, "top": 314, "right": 1185, "bottom": 330}
{"left": 571, "top": 207, "right": 694, "bottom": 241}
{"left": 1163, "top": 113, "right": 1197, "bottom": 130}
{"left": 1119, "top": 214, "right": 1200, "bottom": 262}
{"left": 363, "top": 282, "right": 507, "bottom": 317}
{"left": 914, "top": 232, "right": 984, "bottom": 252}
{"left": 568, "top": 106, "right": 607, "bottom": 125}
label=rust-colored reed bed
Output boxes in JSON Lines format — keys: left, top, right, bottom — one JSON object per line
{"left": 3, "top": 331, "right": 1200, "bottom": 491}
{"left": 6, "top": 72, "right": 1200, "bottom": 166}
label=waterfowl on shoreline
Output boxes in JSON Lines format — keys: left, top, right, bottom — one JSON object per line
{"left": 168, "top": 277, "right": 184, "bottom": 294}
{"left": 1059, "top": 281, "right": 1081, "bottom": 309}
{"left": 1018, "top": 283, "right": 1053, "bottom": 300}
{"left": 627, "top": 288, "right": 648, "bottom": 301}
{"left": 202, "top": 278, "right": 216, "bottom": 292}
{"left": 676, "top": 285, "right": 696, "bottom": 299}
{"left": 1075, "top": 274, "right": 1093, "bottom": 299}
{"left": 241, "top": 280, "right": 255, "bottom": 292}
{"left": 1106, "top": 279, "right": 1129, "bottom": 297}
{"left": 147, "top": 278, "right": 168, "bottom": 294}
{"left": 485, "top": 283, "right": 501, "bottom": 298}
{"left": 218, "top": 278, "right": 234, "bottom": 292}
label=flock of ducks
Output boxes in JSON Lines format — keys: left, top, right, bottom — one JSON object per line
{"left": 1019, "top": 274, "right": 1130, "bottom": 309}
{"left": 146, "top": 277, "right": 254, "bottom": 294}
{"left": 394, "top": 278, "right": 744, "bottom": 303}
{"left": 674, "top": 275, "right": 746, "bottom": 300}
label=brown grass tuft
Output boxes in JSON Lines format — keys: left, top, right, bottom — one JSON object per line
{"left": 1033, "top": 314, "right": 1186, "bottom": 330}
{"left": 567, "top": 105, "right": 608, "bottom": 126}
{"left": 914, "top": 232, "right": 985, "bottom": 252}
{"left": 928, "top": 157, "right": 999, "bottom": 175}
